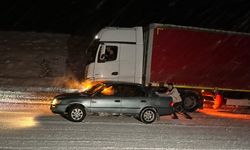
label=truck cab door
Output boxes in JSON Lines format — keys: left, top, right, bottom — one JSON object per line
{"left": 118, "top": 44, "right": 136, "bottom": 82}
{"left": 93, "top": 44, "right": 120, "bottom": 81}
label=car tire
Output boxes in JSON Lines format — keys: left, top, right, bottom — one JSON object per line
{"left": 67, "top": 105, "right": 86, "bottom": 122}
{"left": 140, "top": 108, "right": 157, "bottom": 124}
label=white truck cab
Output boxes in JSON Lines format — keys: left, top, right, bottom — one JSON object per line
{"left": 86, "top": 27, "right": 144, "bottom": 84}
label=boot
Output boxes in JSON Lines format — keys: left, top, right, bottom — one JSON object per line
{"left": 172, "top": 113, "right": 178, "bottom": 119}
{"left": 183, "top": 112, "right": 192, "bottom": 119}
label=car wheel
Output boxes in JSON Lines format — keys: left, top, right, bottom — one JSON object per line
{"left": 68, "top": 105, "right": 86, "bottom": 122}
{"left": 140, "top": 108, "right": 157, "bottom": 124}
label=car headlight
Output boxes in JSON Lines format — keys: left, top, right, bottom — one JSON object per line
{"left": 51, "top": 98, "right": 61, "bottom": 105}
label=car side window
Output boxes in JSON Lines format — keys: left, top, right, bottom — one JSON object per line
{"left": 118, "top": 85, "right": 146, "bottom": 97}
{"left": 95, "top": 85, "right": 118, "bottom": 97}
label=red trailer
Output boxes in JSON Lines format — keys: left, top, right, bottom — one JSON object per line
{"left": 145, "top": 24, "right": 250, "bottom": 110}
{"left": 148, "top": 24, "right": 250, "bottom": 90}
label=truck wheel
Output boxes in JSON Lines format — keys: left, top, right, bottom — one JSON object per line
{"left": 182, "top": 94, "right": 199, "bottom": 112}
{"left": 140, "top": 108, "right": 157, "bottom": 124}
{"left": 68, "top": 105, "right": 86, "bottom": 122}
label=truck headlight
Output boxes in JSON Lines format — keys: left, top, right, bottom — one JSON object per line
{"left": 51, "top": 99, "right": 61, "bottom": 105}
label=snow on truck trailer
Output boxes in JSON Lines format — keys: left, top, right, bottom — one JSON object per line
{"left": 86, "top": 23, "right": 250, "bottom": 112}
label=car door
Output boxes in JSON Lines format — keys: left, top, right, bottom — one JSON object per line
{"left": 119, "top": 85, "right": 148, "bottom": 114}
{"left": 90, "top": 85, "right": 121, "bottom": 113}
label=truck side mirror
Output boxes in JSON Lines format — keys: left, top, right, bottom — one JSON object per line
{"left": 99, "top": 54, "right": 106, "bottom": 63}
{"left": 97, "top": 45, "right": 106, "bottom": 63}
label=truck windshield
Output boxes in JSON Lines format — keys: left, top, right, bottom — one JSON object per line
{"left": 86, "top": 39, "right": 100, "bottom": 64}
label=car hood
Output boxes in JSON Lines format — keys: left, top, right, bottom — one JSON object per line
{"left": 54, "top": 92, "right": 88, "bottom": 99}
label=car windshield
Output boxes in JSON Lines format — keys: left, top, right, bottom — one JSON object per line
{"left": 83, "top": 83, "right": 105, "bottom": 95}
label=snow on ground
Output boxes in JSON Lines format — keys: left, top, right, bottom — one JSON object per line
{"left": 0, "top": 84, "right": 249, "bottom": 149}
{"left": 0, "top": 87, "right": 77, "bottom": 104}
{"left": 0, "top": 109, "right": 249, "bottom": 149}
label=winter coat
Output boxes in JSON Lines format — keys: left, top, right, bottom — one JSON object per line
{"left": 165, "top": 88, "right": 182, "bottom": 103}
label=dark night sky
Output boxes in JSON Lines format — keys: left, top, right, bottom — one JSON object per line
{"left": 0, "top": 0, "right": 250, "bottom": 36}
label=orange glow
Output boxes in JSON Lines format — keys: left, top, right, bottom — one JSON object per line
{"left": 0, "top": 111, "right": 38, "bottom": 129}
{"left": 201, "top": 91, "right": 214, "bottom": 97}
{"left": 213, "top": 94, "right": 223, "bottom": 109}
{"left": 101, "top": 86, "right": 114, "bottom": 96}
{"left": 79, "top": 80, "right": 95, "bottom": 92}
{"left": 64, "top": 78, "right": 81, "bottom": 89}
{"left": 65, "top": 79, "right": 102, "bottom": 92}
{"left": 14, "top": 116, "right": 37, "bottom": 128}
{"left": 199, "top": 108, "right": 250, "bottom": 120}
{"left": 79, "top": 80, "right": 104, "bottom": 92}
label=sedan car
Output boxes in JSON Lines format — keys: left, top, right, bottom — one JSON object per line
{"left": 50, "top": 81, "right": 173, "bottom": 124}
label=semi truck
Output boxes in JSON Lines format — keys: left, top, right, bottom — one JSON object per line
{"left": 85, "top": 23, "right": 250, "bottom": 112}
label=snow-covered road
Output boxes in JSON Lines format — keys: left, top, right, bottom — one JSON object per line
{"left": 0, "top": 109, "right": 250, "bottom": 150}
{"left": 0, "top": 88, "right": 250, "bottom": 149}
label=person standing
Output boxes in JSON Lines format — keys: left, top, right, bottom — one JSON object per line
{"left": 165, "top": 83, "right": 192, "bottom": 119}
